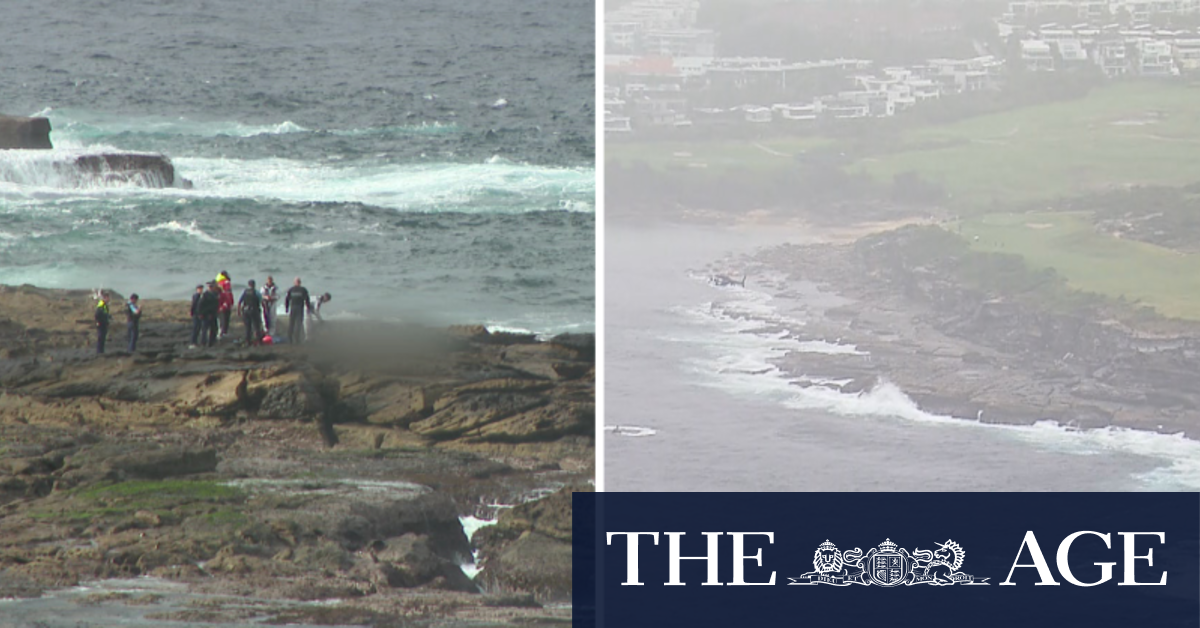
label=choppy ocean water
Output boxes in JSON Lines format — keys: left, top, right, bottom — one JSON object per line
{"left": 605, "top": 223, "right": 1200, "bottom": 491}
{"left": 0, "top": 0, "right": 594, "bottom": 335}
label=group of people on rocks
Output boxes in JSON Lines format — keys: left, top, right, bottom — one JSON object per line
{"left": 93, "top": 272, "right": 331, "bottom": 354}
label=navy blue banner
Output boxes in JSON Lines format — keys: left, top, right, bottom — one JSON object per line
{"left": 573, "top": 493, "right": 1199, "bottom": 628}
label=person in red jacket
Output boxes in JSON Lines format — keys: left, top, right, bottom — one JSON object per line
{"left": 216, "top": 270, "right": 234, "bottom": 337}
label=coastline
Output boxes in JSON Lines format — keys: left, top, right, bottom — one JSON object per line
{"left": 0, "top": 284, "right": 593, "bottom": 626}
{"left": 707, "top": 219, "right": 1200, "bottom": 439}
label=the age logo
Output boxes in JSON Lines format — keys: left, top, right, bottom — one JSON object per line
{"left": 790, "top": 538, "right": 988, "bottom": 586}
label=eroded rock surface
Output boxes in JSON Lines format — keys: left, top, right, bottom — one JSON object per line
{"left": 748, "top": 226, "right": 1200, "bottom": 436}
{"left": 0, "top": 284, "right": 591, "bottom": 625}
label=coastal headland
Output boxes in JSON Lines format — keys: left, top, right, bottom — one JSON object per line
{"left": 0, "top": 284, "right": 592, "bottom": 626}
{"left": 610, "top": 81, "right": 1200, "bottom": 441}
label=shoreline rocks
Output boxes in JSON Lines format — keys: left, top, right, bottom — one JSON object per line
{"left": 0, "top": 284, "right": 591, "bottom": 625}
{"left": 0, "top": 113, "right": 191, "bottom": 187}
{"left": 69, "top": 153, "right": 190, "bottom": 188}
{"left": 746, "top": 225, "right": 1200, "bottom": 437}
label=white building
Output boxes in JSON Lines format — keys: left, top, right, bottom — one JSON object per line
{"left": 1138, "top": 39, "right": 1179, "bottom": 74}
{"left": 641, "top": 29, "right": 717, "bottom": 57}
{"left": 928, "top": 57, "right": 1004, "bottom": 92}
{"left": 1021, "top": 40, "right": 1057, "bottom": 70}
{"left": 604, "top": 116, "right": 633, "bottom": 133}
{"left": 735, "top": 105, "right": 773, "bottom": 123}
{"left": 1093, "top": 39, "right": 1133, "bottom": 75}
{"left": 771, "top": 101, "right": 823, "bottom": 121}
{"left": 1057, "top": 38, "right": 1091, "bottom": 64}
{"left": 1173, "top": 38, "right": 1200, "bottom": 71}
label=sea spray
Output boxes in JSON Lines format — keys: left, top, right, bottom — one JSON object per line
{"left": 675, "top": 272, "right": 1200, "bottom": 490}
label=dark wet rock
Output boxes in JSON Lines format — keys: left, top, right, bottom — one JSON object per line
{"left": 0, "top": 285, "right": 591, "bottom": 619}
{"left": 361, "top": 533, "right": 475, "bottom": 591}
{"left": 551, "top": 362, "right": 592, "bottom": 380}
{"left": 755, "top": 226, "right": 1200, "bottom": 437}
{"left": 475, "top": 484, "right": 582, "bottom": 603}
{"left": 549, "top": 333, "right": 595, "bottom": 362}
{"left": 252, "top": 371, "right": 328, "bottom": 421}
{"left": 0, "top": 115, "right": 52, "bottom": 149}
{"left": 70, "top": 153, "right": 182, "bottom": 188}
{"left": 327, "top": 395, "right": 369, "bottom": 425}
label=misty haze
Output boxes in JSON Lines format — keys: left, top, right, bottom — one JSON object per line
{"left": 605, "top": 0, "right": 1200, "bottom": 490}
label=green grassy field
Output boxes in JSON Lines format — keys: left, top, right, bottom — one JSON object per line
{"left": 856, "top": 82, "right": 1200, "bottom": 206}
{"left": 960, "top": 212, "right": 1200, "bottom": 320}
{"left": 607, "top": 136, "right": 833, "bottom": 173}
{"left": 608, "top": 83, "right": 1200, "bottom": 321}
{"left": 610, "top": 83, "right": 1200, "bottom": 205}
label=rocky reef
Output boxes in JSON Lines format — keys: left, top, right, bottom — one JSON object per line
{"left": 751, "top": 226, "right": 1200, "bottom": 436}
{"left": 69, "top": 153, "right": 190, "bottom": 188}
{"left": 0, "top": 113, "right": 190, "bottom": 188}
{"left": 0, "top": 114, "right": 52, "bottom": 149}
{"left": 0, "top": 284, "right": 591, "bottom": 626}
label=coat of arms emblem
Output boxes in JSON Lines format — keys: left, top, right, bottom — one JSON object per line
{"left": 866, "top": 539, "right": 908, "bottom": 586}
{"left": 790, "top": 538, "right": 988, "bottom": 587}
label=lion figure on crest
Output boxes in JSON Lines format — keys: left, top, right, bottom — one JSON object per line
{"left": 912, "top": 540, "right": 965, "bottom": 585}
{"left": 802, "top": 540, "right": 865, "bottom": 582}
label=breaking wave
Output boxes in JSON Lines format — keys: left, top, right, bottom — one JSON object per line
{"left": 138, "top": 220, "right": 244, "bottom": 246}
{"left": 675, "top": 277, "right": 1200, "bottom": 490}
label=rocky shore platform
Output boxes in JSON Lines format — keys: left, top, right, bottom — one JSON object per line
{"left": 739, "top": 225, "right": 1200, "bottom": 438}
{"left": 0, "top": 284, "right": 592, "bottom": 626}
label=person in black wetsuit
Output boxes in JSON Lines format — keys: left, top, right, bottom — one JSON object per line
{"left": 198, "top": 282, "right": 221, "bottom": 347}
{"left": 189, "top": 284, "right": 204, "bottom": 347}
{"left": 284, "top": 277, "right": 312, "bottom": 344}
{"left": 238, "top": 279, "right": 264, "bottom": 345}
{"left": 94, "top": 291, "right": 111, "bottom": 354}
{"left": 126, "top": 294, "right": 142, "bottom": 352}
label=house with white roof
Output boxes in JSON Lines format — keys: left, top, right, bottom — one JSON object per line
{"left": 1093, "top": 39, "right": 1133, "bottom": 75}
{"left": 1173, "top": 38, "right": 1200, "bottom": 71}
{"left": 1021, "top": 40, "right": 1056, "bottom": 70}
{"left": 1137, "top": 39, "right": 1179, "bottom": 74}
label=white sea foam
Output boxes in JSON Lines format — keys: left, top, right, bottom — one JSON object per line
{"left": 138, "top": 220, "right": 243, "bottom": 246}
{"left": 793, "top": 340, "right": 868, "bottom": 355}
{"left": 0, "top": 149, "right": 167, "bottom": 190}
{"left": 485, "top": 321, "right": 584, "bottom": 341}
{"left": 605, "top": 425, "right": 658, "bottom": 437}
{"left": 0, "top": 144, "right": 594, "bottom": 214}
{"left": 331, "top": 122, "right": 459, "bottom": 136}
{"left": 459, "top": 515, "right": 497, "bottom": 543}
{"left": 458, "top": 488, "right": 559, "bottom": 581}
{"left": 460, "top": 561, "right": 484, "bottom": 580}
{"left": 485, "top": 324, "right": 537, "bottom": 336}
{"left": 290, "top": 241, "right": 336, "bottom": 250}
{"left": 170, "top": 156, "right": 594, "bottom": 213}
{"left": 680, "top": 278, "right": 1200, "bottom": 489}
{"left": 45, "top": 109, "right": 308, "bottom": 143}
